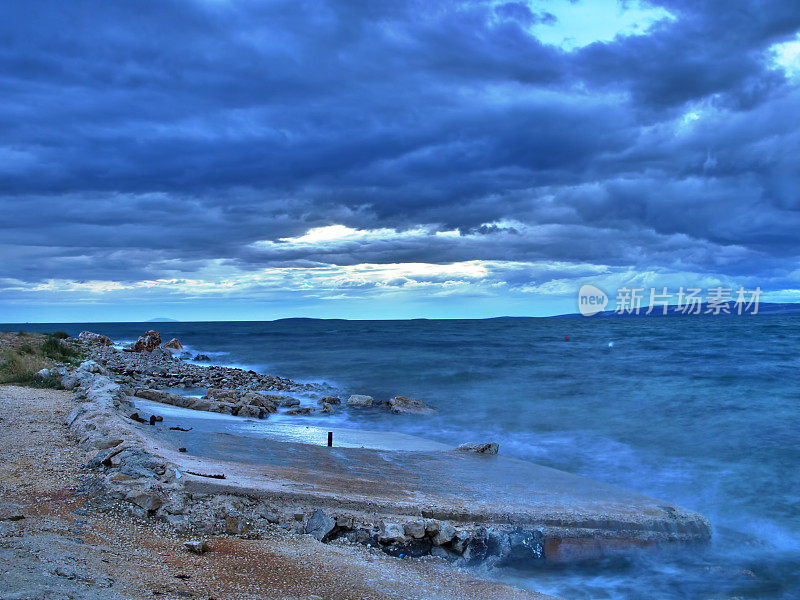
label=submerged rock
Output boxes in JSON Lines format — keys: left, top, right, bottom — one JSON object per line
{"left": 319, "top": 396, "right": 342, "bottom": 405}
{"left": 388, "top": 395, "right": 435, "bottom": 415}
{"left": 193, "top": 354, "right": 210, "bottom": 361}
{"left": 347, "top": 394, "right": 374, "bottom": 407}
{"left": 285, "top": 407, "right": 313, "bottom": 416}
{"left": 455, "top": 442, "right": 499, "bottom": 455}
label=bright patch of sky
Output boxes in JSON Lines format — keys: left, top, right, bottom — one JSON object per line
{"left": 523, "top": 0, "right": 675, "bottom": 50}
{"left": 769, "top": 33, "right": 800, "bottom": 78}
{"left": 254, "top": 224, "right": 461, "bottom": 249}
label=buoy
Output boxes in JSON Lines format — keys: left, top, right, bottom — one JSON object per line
{"left": 608, "top": 341, "right": 614, "bottom": 349}
{"left": 564, "top": 335, "right": 569, "bottom": 341}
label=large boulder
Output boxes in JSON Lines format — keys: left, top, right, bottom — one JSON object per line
{"left": 133, "top": 330, "right": 162, "bottom": 352}
{"left": 347, "top": 394, "right": 374, "bottom": 407}
{"left": 388, "top": 395, "right": 435, "bottom": 415}
{"left": 162, "top": 338, "right": 183, "bottom": 350}
{"left": 78, "top": 331, "right": 113, "bottom": 346}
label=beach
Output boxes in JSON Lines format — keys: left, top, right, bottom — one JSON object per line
{"left": 3, "top": 319, "right": 797, "bottom": 598}
{"left": 0, "top": 382, "right": 556, "bottom": 600}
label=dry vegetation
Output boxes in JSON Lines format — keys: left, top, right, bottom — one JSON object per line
{"left": 0, "top": 331, "right": 83, "bottom": 387}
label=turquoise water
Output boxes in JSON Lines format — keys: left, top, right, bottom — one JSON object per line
{"left": 10, "top": 316, "right": 800, "bottom": 599}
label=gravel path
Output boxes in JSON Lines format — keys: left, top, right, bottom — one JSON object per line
{"left": 0, "top": 384, "right": 554, "bottom": 600}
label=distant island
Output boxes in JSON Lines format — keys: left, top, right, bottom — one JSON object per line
{"left": 146, "top": 317, "right": 179, "bottom": 322}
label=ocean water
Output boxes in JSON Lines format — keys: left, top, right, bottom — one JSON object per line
{"left": 10, "top": 316, "right": 800, "bottom": 599}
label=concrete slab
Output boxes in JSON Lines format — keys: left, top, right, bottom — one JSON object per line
{"left": 134, "top": 407, "right": 711, "bottom": 563}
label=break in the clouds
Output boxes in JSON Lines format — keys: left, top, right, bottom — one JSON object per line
{"left": 2, "top": 0, "right": 800, "bottom": 321}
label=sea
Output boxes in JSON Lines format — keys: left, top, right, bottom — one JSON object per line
{"left": 8, "top": 316, "right": 800, "bottom": 600}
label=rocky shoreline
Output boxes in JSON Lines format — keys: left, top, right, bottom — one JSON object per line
{"left": 0, "top": 382, "right": 555, "bottom": 600}
{"left": 77, "top": 329, "right": 436, "bottom": 418}
{"left": 61, "top": 355, "right": 543, "bottom": 567}
{"left": 46, "top": 329, "right": 712, "bottom": 573}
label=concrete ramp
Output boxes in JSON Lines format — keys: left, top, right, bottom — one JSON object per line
{"left": 139, "top": 421, "right": 711, "bottom": 563}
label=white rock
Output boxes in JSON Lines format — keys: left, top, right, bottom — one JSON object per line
{"left": 347, "top": 394, "right": 374, "bottom": 407}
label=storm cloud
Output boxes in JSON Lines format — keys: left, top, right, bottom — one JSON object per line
{"left": 1, "top": 0, "right": 799, "bottom": 319}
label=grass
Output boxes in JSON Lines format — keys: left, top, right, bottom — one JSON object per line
{"left": 41, "top": 335, "right": 82, "bottom": 363}
{"left": 0, "top": 331, "right": 84, "bottom": 388}
{"left": 0, "top": 348, "right": 58, "bottom": 387}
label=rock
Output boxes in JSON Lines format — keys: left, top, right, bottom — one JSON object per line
{"left": 431, "top": 545, "right": 462, "bottom": 562}
{"left": 461, "top": 528, "right": 491, "bottom": 564}
{"left": 61, "top": 375, "right": 79, "bottom": 390}
{"left": 455, "top": 442, "right": 499, "bottom": 455}
{"left": 207, "top": 388, "right": 238, "bottom": 401}
{"left": 403, "top": 521, "right": 426, "bottom": 539}
{"left": 341, "top": 529, "right": 376, "bottom": 546}
{"left": 133, "top": 330, "right": 162, "bottom": 352}
{"left": 242, "top": 392, "right": 277, "bottom": 413}
{"left": 256, "top": 505, "right": 281, "bottom": 523}
{"left": 78, "top": 360, "right": 106, "bottom": 375}
{"left": 432, "top": 522, "right": 456, "bottom": 546}
{"left": 129, "top": 490, "right": 163, "bottom": 512}
{"left": 87, "top": 445, "right": 128, "bottom": 469}
{"left": 36, "top": 368, "right": 50, "bottom": 379}
{"left": 378, "top": 522, "right": 407, "bottom": 544}
{"left": 320, "top": 402, "right": 335, "bottom": 414}
{"left": 388, "top": 395, "right": 435, "bottom": 415}
{"left": 305, "top": 509, "right": 336, "bottom": 542}
{"left": 184, "top": 540, "right": 207, "bottom": 555}
{"left": 285, "top": 407, "right": 312, "bottom": 416}
{"left": 162, "top": 338, "right": 183, "bottom": 350}
{"left": 319, "top": 396, "right": 342, "bottom": 405}
{"left": 193, "top": 354, "right": 210, "bottom": 361}
{"left": 237, "top": 404, "right": 266, "bottom": 419}
{"left": 494, "top": 529, "right": 545, "bottom": 565}
{"left": 335, "top": 515, "right": 355, "bottom": 529}
{"left": 269, "top": 395, "right": 300, "bottom": 408}
{"left": 78, "top": 331, "right": 113, "bottom": 346}
{"left": 347, "top": 394, "right": 374, "bottom": 407}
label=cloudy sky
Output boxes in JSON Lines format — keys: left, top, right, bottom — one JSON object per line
{"left": 2, "top": 0, "right": 800, "bottom": 322}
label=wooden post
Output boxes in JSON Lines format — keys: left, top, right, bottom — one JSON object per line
{"left": 327, "top": 431, "right": 333, "bottom": 447}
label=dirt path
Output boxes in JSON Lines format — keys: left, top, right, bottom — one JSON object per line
{"left": 0, "top": 385, "right": 554, "bottom": 600}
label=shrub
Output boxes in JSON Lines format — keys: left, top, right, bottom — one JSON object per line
{"left": 51, "top": 331, "right": 70, "bottom": 339}
{"left": 41, "top": 337, "right": 82, "bottom": 363}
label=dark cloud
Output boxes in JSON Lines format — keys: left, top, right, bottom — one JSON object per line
{"left": 1, "top": 0, "right": 799, "bottom": 308}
